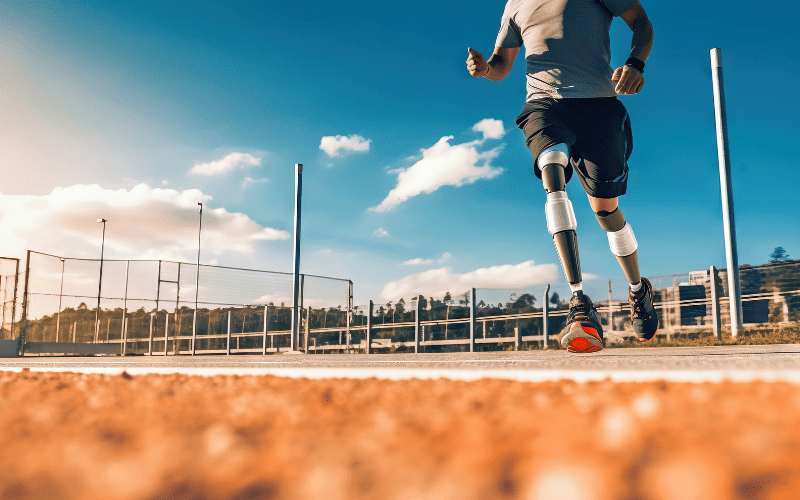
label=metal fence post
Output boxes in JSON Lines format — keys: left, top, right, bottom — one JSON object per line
{"left": 226, "top": 310, "right": 232, "bottom": 355}
{"left": 514, "top": 326, "right": 521, "bottom": 351}
{"left": 192, "top": 309, "right": 197, "bottom": 356}
{"left": 469, "top": 288, "right": 476, "bottom": 352}
{"left": 148, "top": 313, "right": 154, "bottom": 355}
{"left": 415, "top": 296, "right": 421, "bottom": 353}
{"left": 543, "top": 284, "right": 550, "bottom": 348}
{"left": 262, "top": 305, "right": 269, "bottom": 355}
{"left": 710, "top": 48, "right": 743, "bottom": 337}
{"left": 366, "top": 300, "right": 373, "bottom": 354}
{"left": 710, "top": 265, "right": 721, "bottom": 339}
{"left": 18, "top": 250, "right": 31, "bottom": 355}
{"left": 305, "top": 306, "right": 311, "bottom": 353}
{"left": 121, "top": 260, "right": 129, "bottom": 355}
{"left": 164, "top": 314, "right": 169, "bottom": 356}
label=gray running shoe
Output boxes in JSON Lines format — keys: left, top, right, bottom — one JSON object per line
{"left": 630, "top": 277, "right": 659, "bottom": 341}
{"left": 558, "top": 291, "right": 604, "bottom": 353}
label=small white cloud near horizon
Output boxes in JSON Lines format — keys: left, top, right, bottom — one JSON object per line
{"left": 319, "top": 134, "right": 371, "bottom": 157}
{"left": 381, "top": 261, "right": 559, "bottom": 300}
{"left": 242, "top": 176, "right": 269, "bottom": 189}
{"left": 472, "top": 118, "right": 506, "bottom": 140}
{"left": 190, "top": 152, "right": 261, "bottom": 176}
{"left": 403, "top": 252, "right": 452, "bottom": 266}
{"left": 373, "top": 228, "right": 389, "bottom": 238}
{"left": 370, "top": 119, "right": 505, "bottom": 213}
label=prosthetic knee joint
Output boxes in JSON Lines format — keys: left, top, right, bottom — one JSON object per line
{"left": 539, "top": 144, "right": 582, "bottom": 290}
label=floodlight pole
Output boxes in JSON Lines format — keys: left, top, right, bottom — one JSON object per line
{"left": 290, "top": 164, "right": 303, "bottom": 351}
{"left": 95, "top": 218, "right": 107, "bottom": 342}
{"left": 710, "top": 48, "right": 743, "bottom": 337}
{"left": 192, "top": 202, "right": 202, "bottom": 355}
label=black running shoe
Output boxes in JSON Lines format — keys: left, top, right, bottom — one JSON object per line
{"left": 630, "top": 277, "right": 659, "bottom": 341}
{"left": 558, "top": 291, "right": 604, "bottom": 353}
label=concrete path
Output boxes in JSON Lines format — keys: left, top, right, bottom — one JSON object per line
{"left": 3, "top": 344, "right": 800, "bottom": 382}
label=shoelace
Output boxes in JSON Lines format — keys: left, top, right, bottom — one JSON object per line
{"left": 568, "top": 301, "right": 593, "bottom": 321}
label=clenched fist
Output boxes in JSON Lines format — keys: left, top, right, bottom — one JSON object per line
{"left": 612, "top": 64, "right": 644, "bottom": 95}
{"left": 466, "top": 47, "right": 489, "bottom": 77}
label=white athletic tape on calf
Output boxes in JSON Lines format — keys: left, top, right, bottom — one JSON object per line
{"left": 545, "top": 191, "right": 577, "bottom": 235}
{"left": 607, "top": 222, "right": 638, "bottom": 257}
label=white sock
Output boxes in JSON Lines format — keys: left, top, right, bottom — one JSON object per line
{"left": 629, "top": 281, "right": 643, "bottom": 293}
{"left": 569, "top": 282, "right": 583, "bottom": 293}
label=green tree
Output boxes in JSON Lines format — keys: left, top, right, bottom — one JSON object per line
{"left": 769, "top": 247, "right": 790, "bottom": 263}
{"left": 550, "top": 292, "right": 560, "bottom": 306}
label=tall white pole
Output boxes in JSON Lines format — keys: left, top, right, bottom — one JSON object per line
{"left": 710, "top": 48, "right": 743, "bottom": 337}
{"left": 290, "top": 164, "right": 303, "bottom": 351}
{"left": 56, "top": 258, "right": 65, "bottom": 343}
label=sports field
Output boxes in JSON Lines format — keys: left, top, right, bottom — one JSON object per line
{"left": 1, "top": 364, "right": 799, "bottom": 500}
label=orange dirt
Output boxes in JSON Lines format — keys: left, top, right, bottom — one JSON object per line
{"left": 1, "top": 370, "right": 799, "bottom": 500}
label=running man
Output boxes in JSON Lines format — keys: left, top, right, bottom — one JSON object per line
{"left": 467, "top": 0, "right": 658, "bottom": 352}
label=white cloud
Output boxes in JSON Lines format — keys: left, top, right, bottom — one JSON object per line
{"left": 242, "top": 176, "right": 269, "bottom": 189}
{"left": 190, "top": 152, "right": 261, "bottom": 176}
{"left": 373, "top": 228, "right": 389, "bottom": 238}
{"left": 403, "top": 252, "right": 451, "bottom": 266}
{"left": 472, "top": 118, "right": 506, "bottom": 140}
{"left": 319, "top": 134, "right": 371, "bottom": 157}
{"left": 0, "top": 183, "right": 289, "bottom": 262}
{"left": 370, "top": 121, "right": 505, "bottom": 213}
{"left": 380, "top": 261, "right": 559, "bottom": 300}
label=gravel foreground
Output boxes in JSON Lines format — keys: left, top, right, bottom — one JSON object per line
{"left": 1, "top": 370, "right": 799, "bottom": 500}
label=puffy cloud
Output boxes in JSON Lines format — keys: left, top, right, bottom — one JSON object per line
{"left": 472, "top": 118, "right": 506, "bottom": 140}
{"left": 319, "top": 134, "right": 371, "bottom": 157}
{"left": 190, "top": 152, "right": 261, "bottom": 176}
{"left": 0, "top": 183, "right": 289, "bottom": 262}
{"left": 402, "top": 252, "right": 451, "bottom": 266}
{"left": 373, "top": 228, "right": 389, "bottom": 238}
{"left": 380, "top": 261, "right": 559, "bottom": 300}
{"left": 370, "top": 121, "right": 505, "bottom": 213}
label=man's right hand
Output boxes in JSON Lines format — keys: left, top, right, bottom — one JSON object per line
{"left": 467, "top": 47, "right": 489, "bottom": 77}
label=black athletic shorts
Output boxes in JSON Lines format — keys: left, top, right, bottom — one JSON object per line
{"left": 516, "top": 97, "right": 632, "bottom": 199}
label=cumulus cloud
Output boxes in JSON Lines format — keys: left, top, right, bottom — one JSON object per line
{"left": 472, "top": 118, "right": 506, "bottom": 140}
{"left": 190, "top": 152, "right": 261, "bottom": 176}
{"left": 380, "top": 261, "right": 559, "bottom": 300}
{"left": 319, "top": 134, "right": 371, "bottom": 157}
{"left": 402, "top": 252, "right": 451, "bottom": 266}
{"left": 0, "top": 183, "right": 289, "bottom": 262}
{"left": 370, "top": 121, "right": 505, "bottom": 213}
{"left": 373, "top": 228, "right": 389, "bottom": 238}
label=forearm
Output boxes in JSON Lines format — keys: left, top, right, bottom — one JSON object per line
{"left": 484, "top": 53, "right": 512, "bottom": 81}
{"left": 629, "top": 14, "right": 653, "bottom": 62}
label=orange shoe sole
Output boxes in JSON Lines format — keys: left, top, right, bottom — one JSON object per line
{"left": 563, "top": 324, "right": 603, "bottom": 353}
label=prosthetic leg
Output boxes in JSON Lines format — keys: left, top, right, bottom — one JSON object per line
{"left": 539, "top": 144, "right": 582, "bottom": 293}
{"left": 596, "top": 208, "right": 659, "bottom": 340}
{"left": 539, "top": 145, "right": 603, "bottom": 352}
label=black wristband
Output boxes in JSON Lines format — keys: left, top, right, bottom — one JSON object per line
{"left": 625, "top": 57, "right": 645, "bottom": 73}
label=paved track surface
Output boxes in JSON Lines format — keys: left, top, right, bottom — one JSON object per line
{"left": 3, "top": 344, "right": 800, "bottom": 381}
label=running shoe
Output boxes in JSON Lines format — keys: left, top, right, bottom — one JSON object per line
{"left": 630, "top": 277, "right": 659, "bottom": 341}
{"left": 559, "top": 291, "right": 604, "bottom": 353}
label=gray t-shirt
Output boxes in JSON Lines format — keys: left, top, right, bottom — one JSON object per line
{"left": 495, "top": 0, "right": 636, "bottom": 100}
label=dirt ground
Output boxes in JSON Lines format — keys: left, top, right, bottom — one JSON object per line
{"left": 1, "top": 370, "right": 799, "bottom": 500}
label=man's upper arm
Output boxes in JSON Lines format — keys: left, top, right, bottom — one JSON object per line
{"left": 492, "top": 46, "right": 520, "bottom": 64}
{"left": 619, "top": 1, "right": 648, "bottom": 30}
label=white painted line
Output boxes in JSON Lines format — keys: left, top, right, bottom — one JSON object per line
{"left": 4, "top": 366, "right": 800, "bottom": 383}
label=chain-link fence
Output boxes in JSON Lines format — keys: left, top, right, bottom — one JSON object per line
{"left": 18, "top": 251, "right": 351, "bottom": 356}
{"left": 300, "top": 260, "right": 800, "bottom": 354}
{"left": 13, "top": 250, "right": 800, "bottom": 356}
{"left": 1, "top": 258, "right": 22, "bottom": 347}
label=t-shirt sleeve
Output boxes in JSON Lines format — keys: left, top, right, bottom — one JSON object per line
{"left": 495, "top": 1, "right": 523, "bottom": 48}
{"left": 598, "top": 0, "right": 637, "bottom": 16}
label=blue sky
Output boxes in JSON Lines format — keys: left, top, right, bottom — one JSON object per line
{"left": 1, "top": 0, "right": 798, "bottom": 306}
